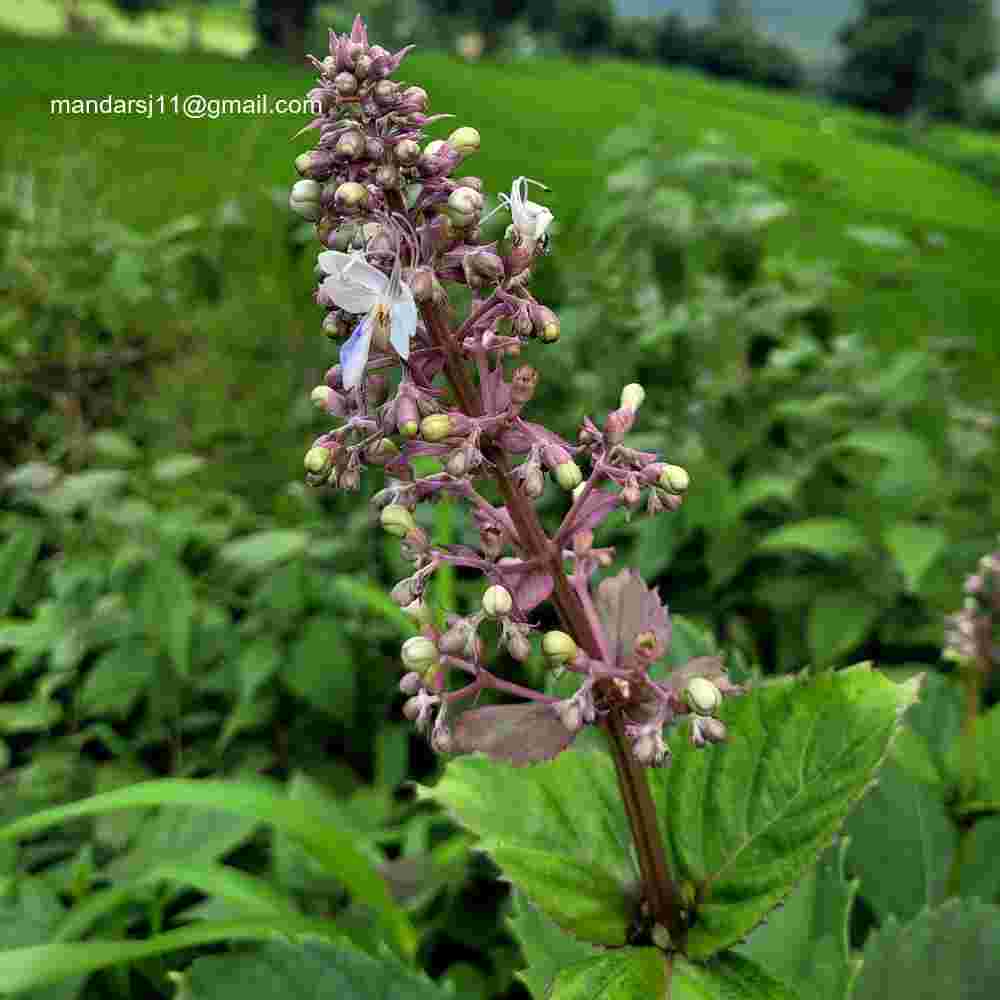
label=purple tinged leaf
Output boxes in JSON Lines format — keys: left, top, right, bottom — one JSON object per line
{"left": 594, "top": 569, "right": 670, "bottom": 667}
{"left": 574, "top": 488, "right": 623, "bottom": 533}
{"left": 451, "top": 703, "right": 576, "bottom": 765}
{"left": 498, "top": 560, "right": 554, "bottom": 611}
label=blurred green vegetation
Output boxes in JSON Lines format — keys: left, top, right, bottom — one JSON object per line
{"left": 0, "top": 23, "right": 998, "bottom": 999}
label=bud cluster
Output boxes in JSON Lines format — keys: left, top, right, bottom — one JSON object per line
{"left": 292, "top": 16, "right": 745, "bottom": 765}
{"left": 945, "top": 541, "right": 1000, "bottom": 673}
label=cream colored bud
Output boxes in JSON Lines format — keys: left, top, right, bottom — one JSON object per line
{"left": 399, "top": 671, "right": 423, "bottom": 694}
{"left": 380, "top": 504, "right": 417, "bottom": 538}
{"left": 310, "top": 385, "right": 334, "bottom": 410}
{"left": 685, "top": 677, "right": 723, "bottom": 717}
{"left": 334, "top": 181, "right": 368, "bottom": 214}
{"left": 542, "top": 630, "right": 578, "bottom": 666}
{"left": 448, "top": 126, "right": 481, "bottom": 156}
{"left": 395, "top": 139, "right": 421, "bottom": 165}
{"left": 289, "top": 179, "right": 322, "bottom": 220}
{"left": 507, "top": 631, "right": 532, "bottom": 662}
{"left": 304, "top": 446, "right": 333, "bottom": 477}
{"left": 620, "top": 383, "right": 646, "bottom": 412}
{"left": 556, "top": 700, "right": 583, "bottom": 733}
{"left": 420, "top": 413, "right": 453, "bottom": 442}
{"left": 334, "top": 71, "right": 358, "bottom": 96}
{"left": 448, "top": 186, "right": 484, "bottom": 216}
{"left": 554, "top": 461, "right": 583, "bottom": 491}
{"left": 482, "top": 585, "right": 513, "bottom": 619}
{"left": 659, "top": 464, "right": 690, "bottom": 495}
{"left": 294, "top": 152, "right": 316, "bottom": 177}
{"left": 424, "top": 139, "right": 447, "bottom": 158}
{"left": 401, "top": 635, "right": 438, "bottom": 671}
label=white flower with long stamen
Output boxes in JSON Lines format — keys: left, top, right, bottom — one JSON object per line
{"left": 317, "top": 250, "right": 416, "bottom": 390}
{"left": 482, "top": 175, "right": 554, "bottom": 249}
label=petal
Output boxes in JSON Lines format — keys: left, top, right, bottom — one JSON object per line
{"left": 524, "top": 201, "right": 554, "bottom": 239}
{"left": 342, "top": 254, "right": 389, "bottom": 294}
{"left": 316, "top": 250, "right": 354, "bottom": 276}
{"left": 340, "top": 315, "right": 374, "bottom": 389}
{"left": 389, "top": 285, "right": 417, "bottom": 361}
{"left": 320, "top": 273, "right": 379, "bottom": 315}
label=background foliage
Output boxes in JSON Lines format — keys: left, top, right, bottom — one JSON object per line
{"left": 0, "top": 6, "right": 998, "bottom": 998}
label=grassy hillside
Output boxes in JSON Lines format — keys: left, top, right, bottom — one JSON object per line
{"left": 3, "top": 29, "right": 999, "bottom": 398}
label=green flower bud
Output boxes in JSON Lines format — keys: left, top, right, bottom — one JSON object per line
{"left": 685, "top": 677, "right": 722, "bottom": 717}
{"left": 310, "top": 385, "right": 334, "bottom": 410}
{"left": 401, "top": 635, "right": 438, "bottom": 671}
{"left": 482, "top": 585, "right": 513, "bottom": 619}
{"left": 289, "top": 179, "right": 322, "bottom": 221}
{"left": 554, "top": 461, "right": 583, "bottom": 491}
{"left": 420, "top": 413, "right": 453, "bottom": 442}
{"left": 294, "top": 152, "right": 317, "bottom": 177}
{"left": 448, "top": 126, "right": 481, "bottom": 156}
{"left": 658, "top": 464, "right": 690, "bottom": 495}
{"left": 542, "top": 630, "right": 578, "bottom": 666}
{"left": 380, "top": 504, "right": 416, "bottom": 538}
{"left": 620, "top": 383, "right": 645, "bottom": 412}
{"left": 304, "top": 446, "right": 333, "bottom": 477}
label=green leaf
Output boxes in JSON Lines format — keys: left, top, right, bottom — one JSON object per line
{"left": 807, "top": 590, "right": 880, "bottom": 667}
{"left": 0, "top": 698, "right": 63, "bottom": 733}
{"left": 658, "top": 664, "right": 918, "bottom": 957}
{"left": 905, "top": 672, "right": 963, "bottom": 787}
{"left": 487, "top": 846, "right": 634, "bottom": 946}
{"left": 0, "top": 779, "right": 415, "bottom": 960}
{"left": 947, "top": 702, "right": 1000, "bottom": 803}
{"left": 831, "top": 429, "right": 938, "bottom": 507}
{"left": 77, "top": 640, "right": 158, "bottom": 719}
{"left": 219, "top": 531, "right": 309, "bottom": 573}
{"left": 508, "top": 891, "right": 599, "bottom": 1000}
{"left": 845, "top": 757, "right": 956, "bottom": 923}
{"left": 420, "top": 750, "right": 637, "bottom": 946}
{"left": 633, "top": 512, "right": 685, "bottom": 580}
{"left": 884, "top": 521, "right": 947, "bottom": 594}
{"left": 283, "top": 617, "right": 354, "bottom": 721}
{"left": 90, "top": 431, "right": 140, "bottom": 464}
{"left": 185, "top": 938, "right": 445, "bottom": 1000}
{"left": 39, "top": 471, "right": 128, "bottom": 515}
{"left": 852, "top": 899, "right": 1000, "bottom": 1000}
{"left": 0, "top": 919, "right": 342, "bottom": 994}
{"left": 737, "top": 838, "right": 860, "bottom": 1000}
{"left": 548, "top": 948, "right": 666, "bottom": 999}
{"left": 0, "top": 879, "right": 85, "bottom": 1000}
{"left": 329, "top": 576, "right": 415, "bottom": 635}
{"left": 670, "top": 951, "right": 802, "bottom": 999}
{"left": 0, "top": 519, "right": 43, "bottom": 616}
{"left": 960, "top": 815, "right": 1000, "bottom": 904}
{"left": 757, "top": 518, "right": 870, "bottom": 560}
{"left": 151, "top": 453, "right": 206, "bottom": 482}
{"left": 725, "top": 475, "right": 800, "bottom": 519}
{"left": 139, "top": 559, "right": 194, "bottom": 677}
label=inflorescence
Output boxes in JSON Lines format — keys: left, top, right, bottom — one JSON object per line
{"left": 290, "top": 15, "right": 744, "bottom": 766}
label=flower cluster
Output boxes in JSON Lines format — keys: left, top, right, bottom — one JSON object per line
{"left": 945, "top": 541, "right": 1000, "bottom": 674}
{"left": 292, "top": 15, "right": 744, "bottom": 766}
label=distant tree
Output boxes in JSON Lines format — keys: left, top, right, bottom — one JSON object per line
{"left": 654, "top": 11, "right": 691, "bottom": 65}
{"left": 837, "top": 0, "right": 998, "bottom": 119}
{"left": 612, "top": 14, "right": 660, "bottom": 61}
{"left": 712, "top": 0, "right": 753, "bottom": 32}
{"left": 424, "top": 0, "right": 529, "bottom": 53}
{"left": 254, "top": 0, "right": 318, "bottom": 62}
{"left": 547, "top": 0, "right": 616, "bottom": 58}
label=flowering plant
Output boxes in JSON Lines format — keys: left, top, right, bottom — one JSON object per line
{"left": 287, "top": 15, "right": 921, "bottom": 994}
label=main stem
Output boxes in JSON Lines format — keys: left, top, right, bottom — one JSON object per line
{"left": 418, "top": 297, "right": 688, "bottom": 949}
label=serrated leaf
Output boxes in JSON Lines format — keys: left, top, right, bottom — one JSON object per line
{"left": 737, "top": 838, "right": 860, "bottom": 1000}
{"left": 946, "top": 702, "right": 1000, "bottom": 804}
{"left": 151, "top": 453, "right": 206, "bottom": 482}
{"left": 420, "top": 750, "right": 638, "bottom": 946}
{"left": 757, "top": 518, "right": 870, "bottom": 559}
{"left": 845, "top": 757, "right": 956, "bottom": 922}
{"left": 884, "top": 521, "right": 947, "bottom": 593}
{"left": 508, "top": 891, "right": 599, "bottom": 1000}
{"left": 657, "top": 664, "right": 918, "bottom": 957}
{"left": 0, "top": 519, "right": 43, "bottom": 616}
{"left": 852, "top": 899, "right": 1000, "bottom": 1000}
{"left": 283, "top": 617, "right": 354, "bottom": 721}
{"left": 671, "top": 951, "right": 802, "bottom": 999}
{"left": 219, "top": 531, "right": 309, "bottom": 573}
{"left": 548, "top": 948, "right": 666, "bottom": 999}
{"left": 831, "top": 429, "right": 937, "bottom": 506}
{"left": 451, "top": 703, "right": 575, "bottom": 764}
{"left": 807, "top": 590, "right": 880, "bottom": 667}
{"left": 726, "top": 475, "right": 800, "bottom": 519}
{"left": 185, "top": 938, "right": 445, "bottom": 999}
{"left": 905, "top": 671, "right": 963, "bottom": 787}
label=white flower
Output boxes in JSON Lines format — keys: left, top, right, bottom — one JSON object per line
{"left": 483, "top": 176, "right": 553, "bottom": 248}
{"left": 317, "top": 250, "right": 417, "bottom": 390}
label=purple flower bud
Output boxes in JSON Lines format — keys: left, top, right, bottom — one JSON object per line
{"left": 375, "top": 164, "right": 400, "bottom": 190}
{"left": 400, "top": 671, "right": 423, "bottom": 695}
{"left": 395, "top": 138, "right": 421, "bottom": 165}
{"left": 334, "top": 130, "right": 365, "bottom": 161}
{"left": 462, "top": 249, "right": 504, "bottom": 288}
{"left": 334, "top": 71, "right": 358, "bottom": 95}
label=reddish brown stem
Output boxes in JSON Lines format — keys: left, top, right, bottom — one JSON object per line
{"left": 418, "top": 297, "right": 688, "bottom": 949}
